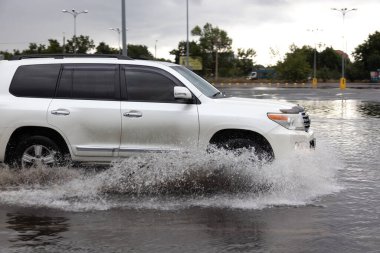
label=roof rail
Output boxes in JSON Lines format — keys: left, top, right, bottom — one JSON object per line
{"left": 10, "top": 54, "right": 133, "bottom": 60}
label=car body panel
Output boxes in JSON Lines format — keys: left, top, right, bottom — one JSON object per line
{"left": 47, "top": 99, "right": 122, "bottom": 157}
{"left": 119, "top": 101, "right": 199, "bottom": 156}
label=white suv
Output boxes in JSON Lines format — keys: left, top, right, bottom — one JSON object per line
{"left": 0, "top": 55, "right": 315, "bottom": 168}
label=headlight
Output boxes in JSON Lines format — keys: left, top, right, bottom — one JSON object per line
{"left": 267, "top": 113, "right": 305, "bottom": 130}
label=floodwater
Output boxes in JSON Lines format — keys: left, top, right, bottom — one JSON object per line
{"left": 0, "top": 87, "right": 380, "bottom": 252}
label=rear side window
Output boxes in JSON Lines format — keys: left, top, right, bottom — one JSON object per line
{"left": 123, "top": 66, "right": 179, "bottom": 103}
{"left": 56, "top": 64, "right": 119, "bottom": 100}
{"left": 9, "top": 64, "right": 61, "bottom": 98}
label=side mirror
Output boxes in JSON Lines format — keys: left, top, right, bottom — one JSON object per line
{"left": 174, "top": 86, "right": 192, "bottom": 100}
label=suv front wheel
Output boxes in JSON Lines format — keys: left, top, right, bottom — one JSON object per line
{"left": 218, "top": 138, "right": 274, "bottom": 162}
{"left": 12, "top": 135, "right": 67, "bottom": 169}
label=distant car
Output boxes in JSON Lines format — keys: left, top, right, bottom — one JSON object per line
{"left": 247, "top": 71, "right": 258, "bottom": 80}
{"left": 0, "top": 55, "right": 314, "bottom": 168}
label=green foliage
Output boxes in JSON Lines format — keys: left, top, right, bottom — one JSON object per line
{"left": 318, "top": 47, "right": 341, "bottom": 72}
{"left": 46, "top": 39, "right": 63, "bottom": 54}
{"left": 318, "top": 66, "right": 340, "bottom": 82}
{"left": 191, "top": 23, "right": 232, "bottom": 54}
{"left": 127, "top": 44, "right": 154, "bottom": 59}
{"left": 230, "top": 48, "right": 256, "bottom": 76}
{"left": 95, "top": 42, "right": 120, "bottom": 54}
{"left": 1, "top": 29, "right": 378, "bottom": 82}
{"left": 170, "top": 23, "right": 255, "bottom": 78}
{"left": 169, "top": 40, "right": 202, "bottom": 64}
{"left": 353, "top": 31, "right": 380, "bottom": 71}
{"left": 22, "top": 43, "right": 47, "bottom": 54}
{"left": 346, "top": 61, "right": 368, "bottom": 81}
{"left": 191, "top": 23, "right": 233, "bottom": 79}
{"left": 0, "top": 51, "right": 13, "bottom": 60}
{"left": 275, "top": 45, "right": 344, "bottom": 81}
{"left": 65, "top": 35, "right": 95, "bottom": 54}
{"left": 276, "top": 45, "right": 312, "bottom": 81}
{"left": 316, "top": 47, "right": 341, "bottom": 81}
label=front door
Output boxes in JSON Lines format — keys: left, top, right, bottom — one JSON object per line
{"left": 119, "top": 65, "right": 199, "bottom": 156}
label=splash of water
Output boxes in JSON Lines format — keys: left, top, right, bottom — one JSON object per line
{"left": 0, "top": 142, "right": 342, "bottom": 211}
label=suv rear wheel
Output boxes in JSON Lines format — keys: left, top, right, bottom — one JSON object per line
{"left": 12, "top": 135, "right": 67, "bottom": 169}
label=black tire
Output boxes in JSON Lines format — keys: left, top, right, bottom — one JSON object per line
{"left": 10, "top": 135, "right": 68, "bottom": 169}
{"left": 218, "top": 138, "right": 274, "bottom": 162}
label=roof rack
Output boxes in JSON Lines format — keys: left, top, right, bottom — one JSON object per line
{"left": 10, "top": 54, "right": 133, "bottom": 60}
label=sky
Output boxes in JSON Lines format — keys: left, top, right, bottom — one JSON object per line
{"left": 0, "top": 0, "right": 379, "bottom": 66}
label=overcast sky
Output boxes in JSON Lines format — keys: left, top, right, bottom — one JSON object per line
{"left": 0, "top": 0, "right": 379, "bottom": 65}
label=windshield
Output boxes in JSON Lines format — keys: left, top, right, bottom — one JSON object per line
{"left": 171, "top": 66, "right": 221, "bottom": 98}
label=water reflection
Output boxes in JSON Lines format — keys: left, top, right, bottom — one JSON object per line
{"left": 358, "top": 102, "right": 380, "bottom": 118}
{"left": 201, "top": 208, "right": 265, "bottom": 251}
{"left": 6, "top": 213, "right": 69, "bottom": 248}
{"left": 297, "top": 100, "right": 380, "bottom": 120}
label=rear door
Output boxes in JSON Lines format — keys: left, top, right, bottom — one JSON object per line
{"left": 48, "top": 64, "right": 121, "bottom": 158}
{"left": 119, "top": 65, "right": 199, "bottom": 156}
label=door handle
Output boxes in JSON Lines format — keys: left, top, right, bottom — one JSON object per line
{"left": 123, "top": 111, "right": 142, "bottom": 118}
{"left": 51, "top": 109, "right": 70, "bottom": 116}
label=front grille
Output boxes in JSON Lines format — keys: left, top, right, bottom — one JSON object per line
{"left": 301, "top": 112, "right": 310, "bottom": 132}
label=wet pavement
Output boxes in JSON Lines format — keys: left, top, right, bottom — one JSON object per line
{"left": 0, "top": 87, "right": 380, "bottom": 253}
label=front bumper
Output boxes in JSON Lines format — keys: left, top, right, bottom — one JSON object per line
{"left": 266, "top": 126, "right": 315, "bottom": 159}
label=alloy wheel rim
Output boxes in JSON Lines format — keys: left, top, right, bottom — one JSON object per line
{"left": 21, "top": 145, "right": 57, "bottom": 169}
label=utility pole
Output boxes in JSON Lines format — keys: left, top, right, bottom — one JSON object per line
{"left": 186, "top": 0, "right": 189, "bottom": 67}
{"left": 307, "top": 28, "right": 322, "bottom": 88}
{"left": 331, "top": 7, "right": 357, "bottom": 89}
{"left": 62, "top": 9, "right": 88, "bottom": 53}
{"left": 121, "top": 0, "right": 128, "bottom": 56}
{"left": 62, "top": 33, "right": 66, "bottom": 54}
{"left": 155, "top": 40, "right": 158, "bottom": 59}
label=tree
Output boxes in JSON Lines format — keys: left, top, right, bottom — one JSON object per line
{"left": 318, "top": 47, "right": 340, "bottom": 71}
{"left": 346, "top": 61, "right": 368, "bottom": 81}
{"left": 234, "top": 48, "right": 256, "bottom": 75}
{"left": 65, "top": 35, "right": 95, "bottom": 54}
{"left": 0, "top": 51, "right": 13, "bottom": 60}
{"left": 127, "top": 44, "right": 153, "bottom": 59}
{"left": 353, "top": 31, "right": 380, "bottom": 71}
{"left": 46, "top": 39, "right": 63, "bottom": 54}
{"left": 95, "top": 42, "right": 120, "bottom": 54}
{"left": 22, "top": 43, "right": 46, "bottom": 54}
{"left": 317, "top": 47, "right": 341, "bottom": 81}
{"left": 169, "top": 40, "right": 202, "bottom": 64}
{"left": 192, "top": 23, "right": 233, "bottom": 80}
{"left": 276, "top": 45, "right": 311, "bottom": 81}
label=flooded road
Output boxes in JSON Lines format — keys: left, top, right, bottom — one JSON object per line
{"left": 1, "top": 87, "right": 380, "bottom": 252}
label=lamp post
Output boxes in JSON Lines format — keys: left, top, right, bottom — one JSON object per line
{"left": 121, "top": 0, "right": 127, "bottom": 56}
{"left": 109, "top": 28, "right": 121, "bottom": 53}
{"left": 307, "top": 28, "right": 322, "bottom": 87}
{"left": 331, "top": 7, "right": 357, "bottom": 89}
{"left": 62, "top": 9, "right": 88, "bottom": 53}
{"left": 155, "top": 40, "right": 158, "bottom": 59}
{"left": 186, "top": 0, "right": 189, "bottom": 67}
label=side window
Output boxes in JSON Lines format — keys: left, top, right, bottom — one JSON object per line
{"left": 56, "top": 64, "right": 119, "bottom": 100}
{"left": 124, "top": 67, "right": 180, "bottom": 103}
{"left": 9, "top": 64, "right": 61, "bottom": 98}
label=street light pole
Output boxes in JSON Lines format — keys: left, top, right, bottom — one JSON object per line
{"left": 62, "top": 9, "right": 88, "bottom": 54}
{"left": 307, "top": 28, "right": 322, "bottom": 87}
{"left": 109, "top": 28, "right": 121, "bottom": 53}
{"left": 155, "top": 40, "right": 158, "bottom": 59}
{"left": 121, "top": 0, "right": 128, "bottom": 56}
{"left": 186, "top": 0, "right": 189, "bottom": 67}
{"left": 331, "top": 7, "right": 357, "bottom": 89}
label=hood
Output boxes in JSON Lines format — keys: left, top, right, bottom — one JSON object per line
{"left": 217, "top": 97, "right": 298, "bottom": 112}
